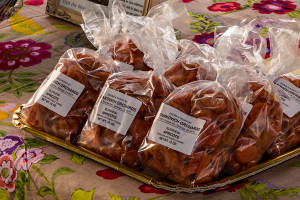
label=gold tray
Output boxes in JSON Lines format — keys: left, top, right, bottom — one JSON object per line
{"left": 12, "top": 106, "right": 300, "bottom": 193}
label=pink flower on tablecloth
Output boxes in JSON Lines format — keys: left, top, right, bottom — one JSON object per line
{"left": 253, "top": 0, "right": 296, "bottom": 14}
{"left": 14, "top": 148, "right": 45, "bottom": 171}
{"left": 208, "top": 2, "right": 241, "bottom": 12}
{"left": 182, "top": 0, "right": 196, "bottom": 3}
{"left": 0, "top": 135, "right": 24, "bottom": 157}
{"left": 193, "top": 32, "right": 215, "bottom": 46}
{"left": 25, "top": 0, "right": 44, "bottom": 6}
{"left": 96, "top": 169, "right": 125, "bottom": 180}
{"left": 0, "top": 39, "right": 52, "bottom": 71}
{"left": 0, "top": 155, "right": 17, "bottom": 192}
{"left": 138, "top": 184, "right": 169, "bottom": 194}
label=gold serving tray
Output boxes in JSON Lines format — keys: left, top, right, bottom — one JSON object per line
{"left": 13, "top": 106, "right": 300, "bottom": 193}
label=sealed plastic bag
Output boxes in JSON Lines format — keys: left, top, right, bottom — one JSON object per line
{"left": 78, "top": 71, "right": 174, "bottom": 168}
{"left": 81, "top": 0, "right": 188, "bottom": 71}
{"left": 21, "top": 48, "right": 116, "bottom": 143}
{"left": 266, "top": 74, "right": 300, "bottom": 158}
{"left": 211, "top": 59, "right": 283, "bottom": 173}
{"left": 139, "top": 80, "right": 242, "bottom": 184}
{"left": 164, "top": 39, "right": 218, "bottom": 87}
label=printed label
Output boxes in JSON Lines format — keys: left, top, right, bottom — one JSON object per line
{"left": 274, "top": 78, "right": 300, "bottom": 118}
{"left": 241, "top": 102, "right": 253, "bottom": 126}
{"left": 90, "top": 87, "right": 142, "bottom": 135}
{"left": 114, "top": 61, "right": 134, "bottom": 72}
{"left": 147, "top": 104, "right": 206, "bottom": 155}
{"left": 36, "top": 70, "right": 85, "bottom": 117}
{"left": 109, "top": 0, "right": 145, "bottom": 16}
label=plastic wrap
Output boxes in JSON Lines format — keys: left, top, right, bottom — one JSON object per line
{"left": 81, "top": 0, "right": 188, "bottom": 71}
{"left": 139, "top": 80, "right": 243, "bottom": 185}
{"left": 212, "top": 60, "right": 283, "bottom": 173}
{"left": 213, "top": 20, "right": 267, "bottom": 68}
{"left": 78, "top": 71, "right": 174, "bottom": 169}
{"left": 265, "top": 73, "right": 300, "bottom": 158}
{"left": 21, "top": 48, "right": 116, "bottom": 143}
{"left": 164, "top": 40, "right": 218, "bottom": 87}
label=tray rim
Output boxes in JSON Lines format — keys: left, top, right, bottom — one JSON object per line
{"left": 12, "top": 106, "right": 300, "bottom": 193}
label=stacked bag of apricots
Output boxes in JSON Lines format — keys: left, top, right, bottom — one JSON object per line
{"left": 20, "top": 0, "right": 300, "bottom": 185}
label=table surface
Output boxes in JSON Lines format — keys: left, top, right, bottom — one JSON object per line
{"left": 1, "top": 0, "right": 300, "bottom": 199}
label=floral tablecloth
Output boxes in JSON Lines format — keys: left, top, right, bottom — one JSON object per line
{"left": 0, "top": 0, "right": 300, "bottom": 199}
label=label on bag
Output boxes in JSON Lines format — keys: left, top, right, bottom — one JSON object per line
{"left": 274, "top": 78, "right": 300, "bottom": 118}
{"left": 36, "top": 70, "right": 85, "bottom": 117}
{"left": 147, "top": 103, "right": 206, "bottom": 155}
{"left": 241, "top": 102, "right": 253, "bottom": 126}
{"left": 90, "top": 87, "right": 142, "bottom": 135}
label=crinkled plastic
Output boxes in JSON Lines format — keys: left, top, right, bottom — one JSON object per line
{"left": 21, "top": 48, "right": 116, "bottom": 143}
{"left": 262, "top": 19, "right": 300, "bottom": 78}
{"left": 164, "top": 40, "right": 218, "bottom": 87}
{"left": 78, "top": 71, "right": 174, "bottom": 169}
{"left": 81, "top": 0, "right": 189, "bottom": 71}
{"left": 214, "top": 20, "right": 267, "bottom": 68}
{"left": 139, "top": 81, "right": 243, "bottom": 184}
{"left": 265, "top": 73, "right": 300, "bottom": 158}
{"left": 212, "top": 59, "right": 282, "bottom": 173}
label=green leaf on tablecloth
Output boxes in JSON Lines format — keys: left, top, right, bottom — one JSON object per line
{"left": 51, "top": 167, "right": 75, "bottom": 187}
{"left": 71, "top": 188, "right": 95, "bottom": 200}
{"left": 18, "top": 82, "right": 39, "bottom": 93}
{"left": 71, "top": 152, "right": 86, "bottom": 165}
{"left": 0, "top": 85, "right": 13, "bottom": 93}
{"left": 189, "top": 12, "right": 222, "bottom": 34}
{"left": 38, "top": 155, "right": 59, "bottom": 164}
{"left": 37, "top": 186, "right": 55, "bottom": 197}
{"left": 0, "top": 189, "right": 9, "bottom": 200}
{"left": 0, "top": 73, "right": 7, "bottom": 78}
{"left": 288, "top": 9, "right": 300, "bottom": 19}
{"left": 290, "top": 161, "right": 300, "bottom": 167}
{"left": 24, "top": 137, "right": 47, "bottom": 148}
{"left": 13, "top": 89, "right": 22, "bottom": 99}
{"left": 13, "top": 171, "right": 30, "bottom": 200}
{"left": 53, "top": 24, "right": 77, "bottom": 31}
{"left": 0, "top": 80, "right": 8, "bottom": 86}
{"left": 0, "top": 33, "right": 10, "bottom": 40}
{"left": 108, "top": 193, "right": 140, "bottom": 200}
{"left": 13, "top": 72, "right": 37, "bottom": 77}
{"left": 0, "top": 130, "right": 7, "bottom": 137}
{"left": 14, "top": 78, "right": 35, "bottom": 83}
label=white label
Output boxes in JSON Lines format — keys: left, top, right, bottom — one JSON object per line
{"left": 90, "top": 87, "right": 142, "bottom": 135}
{"left": 114, "top": 61, "right": 134, "bottom": 72}
{"left": 241, "top": 102, "right": 253, "bottom": 126}
{"left": 36, "top": 70, "right": 85, "bottom": 117}
{"left": 60, "top": 0, "right": 145, "bottom": 16}
{"left": 109, "top": 0, "right": 145, "bottom": 16}
{"left": 274, "top": 78, "right": 300, "bottom": 118}
{"left": 148, "top": 104, "right": 206, "bottom": 155}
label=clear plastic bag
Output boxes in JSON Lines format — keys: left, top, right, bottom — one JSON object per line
{"left": 78, "top": 71, "right": 174, "bottom": 169}
{"left": 213, "top": 20, "right": 267, "bottom": 68}
{"left": 21, "top": 48, "right": 116, "bottom": 143}
{"left": 164, "top": 40, "right": 218, "bottom": 87}
{"left": 265, "top": 73, "right": 300, "bottom": 158}
{"left": 212, "top": 59, "right": 283, "bottom": 173}
{"left": 139, "top": 80, "right": 242, "bottom": 184}
{"left": 81, "top": 0, "right": 188, "bottom": 71}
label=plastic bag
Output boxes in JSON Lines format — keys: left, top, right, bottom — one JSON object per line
{"left": 78, "top": 71, "right": 174, "bottom": 169}
{"left": 139, "top": 80, "right": 242, "bottom": 184}
{"left": 21, "top": 48, "right": 116, "bottom": 143}
{"left": 81, "top": 0, "right": 188, "bottom": 71}
{"left": 265, "top": 73, "right": 300, "bottom": 158}
{"left": 212, "top": 59, "right": 283, "bottom": 173}
{"left": 214, "top": 20, "right": 267, "bottom": 68}
{"left": 164, "top": 39, "right": 218, "bottom": 87}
